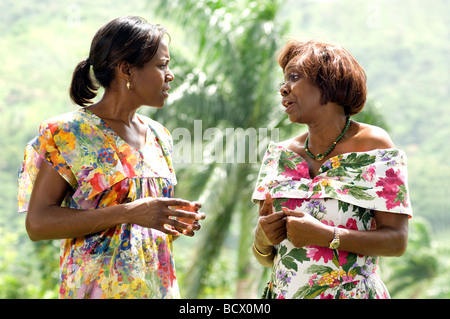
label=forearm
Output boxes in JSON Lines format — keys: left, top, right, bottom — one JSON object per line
{"left": 252, "top": 225, "right": 276, "bottom": 267}
{"left": 336, "top": 226, "right": 408, "bottom": 257}
{"left": 26, "top": 203, "right": 128, "bottom": 241}
{"left": 286, "top": 210, "right": 409, "bottom": 257}
{"left": 252, "top": 242, "right": 275, "bottom": 267}
{"left": 294, "top": 223, "right": 408, "bottom": 257}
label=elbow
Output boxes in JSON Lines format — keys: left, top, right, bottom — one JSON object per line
{"left": 377, "top": 218, "right": 409, "bottom": 257}
{"left": 385, "top": 231, "right": 408, "bottom": 257}
{"left": 391, "top": 240, "right": 408, "bottom": 257}
{"left": 25, "top": 215, "right": 46, "bottom": 242}
{"left": 26, "top": 223, "right": 42, "bottom": 242}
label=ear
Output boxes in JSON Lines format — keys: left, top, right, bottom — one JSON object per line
{"left": 116, "top": 61, "right": 132, "bottom": 80}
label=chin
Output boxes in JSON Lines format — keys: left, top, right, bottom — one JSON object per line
{"left": 287, "top": 114, "right": 298, "bottom": 123}
{"left": 145, "top": 102, "right": 165, "bottom": 109}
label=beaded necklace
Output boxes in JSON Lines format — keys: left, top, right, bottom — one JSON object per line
{"left": 304, "top": 116, "right": 351, "bottom": 161}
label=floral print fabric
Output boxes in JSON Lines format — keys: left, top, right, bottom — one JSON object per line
{"left": 252, "top": 142, "right": 412, "bottom": 299}
{"left": 18, "top": 109, "right": 179, "bottom": 299}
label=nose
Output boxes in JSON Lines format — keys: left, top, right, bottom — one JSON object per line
{"left": 279, "top": 82, "right": 290, "bottom": 96}
{"left": 166, "top": 68, "right": 175, "bottom": 82}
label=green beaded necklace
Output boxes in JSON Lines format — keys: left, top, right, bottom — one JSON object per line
{"left": 304, "top": 116, "right": 351, "bottom": 161}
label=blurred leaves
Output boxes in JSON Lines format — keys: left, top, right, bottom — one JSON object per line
{"left": 381, "top": 217, "right": 439, "bottom": 298}
{"left": 152, "top": 0, "right": 288, "bottom": 298}
{"left": 1, "top": 0, "right": 449, "bottom": 299}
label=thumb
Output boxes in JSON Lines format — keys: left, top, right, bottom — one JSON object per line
{"left": 283, "top": 208, "right": 305, "bottom": 218}
{"left": 259, "top": 193, "right": 274, "bottom": 216}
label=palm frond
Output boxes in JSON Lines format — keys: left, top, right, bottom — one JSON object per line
{"left": 149, "top": 0, "right": 290, "bottom": 298}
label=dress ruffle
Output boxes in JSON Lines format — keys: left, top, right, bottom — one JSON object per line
{"left": 252, "top": 141, "right": 412, "bottom": 216}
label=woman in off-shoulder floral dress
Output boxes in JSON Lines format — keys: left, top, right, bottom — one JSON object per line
{"left": 251, "top": 39, "right": 412, "bottom": 299}
{"left": 252, "top": 143, "right": 412, "bottom": 298}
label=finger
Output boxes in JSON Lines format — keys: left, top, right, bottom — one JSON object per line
{"left": 263, "top": 219, "right": 286, "bottom": 235}
{"left": 182, "top": 229, "right": 196, "bottom": 237}
{"left": 273, "top": 231, "right": 287, "bottom": 244}
{"left": 196, "top": 211, "right": 206, "bottom": 220}
{"left": 163, "top": 198, "right": 194, "bottom": 208}
{"left": 191, "top": 221, "right": 202, "bottom": 231}
{"left": 266, "top": 225, "right": 287, "bottom": 245}
{"left": 162, "top": 224, "right": 183, "bottom": 237}
{"left": 259, "top": 193, "right": 274, "bottom": 216}
{"left": 178, "top": 221, "right": 202, "bottom": 237}
{"left": 171, "top": 202, "right": 205, "bottom": 218}
{"left": 283, "top": 208, "right": 306, "bottom": 218}
{"left": 167, "top": 208, "right": 204, "bottom": 220}
{"left": 260, "top": 211, "right": 286, "bottom": 224}
{"left": 166, "top": 218, "right": 193, "bottom": 231}
{"left": 260, "top": 215, "right": 286, "bottom": 237}
{"left": 192, "top": 201, "right": 202, "bottom": 209}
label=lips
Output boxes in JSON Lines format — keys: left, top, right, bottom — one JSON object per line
{"left": 282, "top": 98, "right": 295, "bottom": 112}
{"left": 162, "top": 86, "right": 171, "bottom": 97}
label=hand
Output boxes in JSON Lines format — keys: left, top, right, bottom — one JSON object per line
{"left": 256, "top": 193, "right": 287, "bottom": 247}
{"left": 171, "top": 201, "right": 205, "bottom": 237}
{"left": 283, "top": 208, "right": 331, "bottom": 248}
{"left": 126, "top": 197, "right": 205, "bottom": 237}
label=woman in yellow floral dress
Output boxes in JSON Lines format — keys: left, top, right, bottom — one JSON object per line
{"left": 18, "top": 16, "right": 204, "bottom": 299}
{"left": 251, "top": 39, "right": 412, "bottom": 299}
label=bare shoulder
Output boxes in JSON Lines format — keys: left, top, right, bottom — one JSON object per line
{"left": 280, "top": 133, "right": 308, "bottom": 149}
{"left": 351, "top": 121, "right": 395, "bottom": 151}
{"left": 279, "top": 137, "right": 296, "bottom": 148}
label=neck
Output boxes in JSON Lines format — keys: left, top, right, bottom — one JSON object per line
{"left": 306, "top": 114, "right": 349, "bottom": 148}
{"left": 88, "top": 89, "right": 140, "bottom": 126}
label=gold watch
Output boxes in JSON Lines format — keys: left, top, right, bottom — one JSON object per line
{"left": 329, "top": 227, "right": 340, "bottom": 249}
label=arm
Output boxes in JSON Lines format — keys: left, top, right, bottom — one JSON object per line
{"left": 253, "top": 193, "right": 286, "bottom": 267}
{"left": 26, "top": 162, "right": 204, "bottom": 241}
{"left": 284, "top": 208, "right": 409, "bottom": 257}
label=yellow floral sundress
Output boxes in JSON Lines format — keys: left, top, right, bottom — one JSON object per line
{"left": 18, "top": 108, "right": 179, "bottom": 299}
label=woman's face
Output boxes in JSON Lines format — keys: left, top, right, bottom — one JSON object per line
{"left": 131, "top": 37, "right": 174, "bottom": 108}
{"left": 280, "top": 62, "right": 323, "bottom": 124}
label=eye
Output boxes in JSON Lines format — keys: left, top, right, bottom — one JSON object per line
{"left": 159, "top": 60, "right": 170, "bottom": 69}
{"left": 288, "top": 73, "right": 300, "bottom": 82}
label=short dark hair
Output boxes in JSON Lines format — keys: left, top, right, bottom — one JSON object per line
{"left": 70, "top": 16, "right": 169, "bottom": 107}
{"left": 277, "top": 39, "right": 367, "bottom": 116}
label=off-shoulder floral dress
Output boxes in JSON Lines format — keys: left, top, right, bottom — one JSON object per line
{"left": 18, "top": 108, "right": 180, "bottom": 299}
{"left": 252, "top": 142, "right": 412, "bottom": 299}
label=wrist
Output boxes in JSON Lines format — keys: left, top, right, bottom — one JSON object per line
{"left": 327, "top": 227, "right": 340, "bottom": 249}
{"left": 253, "top": 242, "right": 274, "bottom": 257}
{"left": 314, "top": 224, "right": 336, "bottom": 248}
{"left": 255, "top": 224, "right": 272, "bottom": 246}
{"left": 120, "top": 201, "right": 136, "bottom": 224}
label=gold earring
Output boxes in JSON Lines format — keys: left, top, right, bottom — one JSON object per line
{"left": 126, "top": 81, "right": 131, "bottom": 90}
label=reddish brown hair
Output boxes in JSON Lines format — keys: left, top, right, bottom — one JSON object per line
{"left": 277, "top": 39, "right": 367, "bottom": 116}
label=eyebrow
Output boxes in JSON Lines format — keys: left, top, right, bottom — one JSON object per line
{"left": 284, "top": 64, "right": 300, "bottom": 73}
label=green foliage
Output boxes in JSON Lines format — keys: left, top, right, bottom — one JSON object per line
{"left": 380, "top": 217, "right": 439, "bottom": 298}
{"left": 152, "top": 0, "right": 289, "bottom": 298}
{"left": 0, "top": 225, "right": 59, "bottom": 298}
{"left": 1, "top": 0, "right": 449, "bottom": 299}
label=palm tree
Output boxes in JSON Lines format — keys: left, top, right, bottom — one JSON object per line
{"left": 148, "top": 0, "right": 289, "bottom": 298}
{"left": 148, "top": 0, "right": 392, "bottom": 298}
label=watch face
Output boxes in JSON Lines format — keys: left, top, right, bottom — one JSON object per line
{"left": 330, "top": 240, "right": 340, "bottom": 249}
